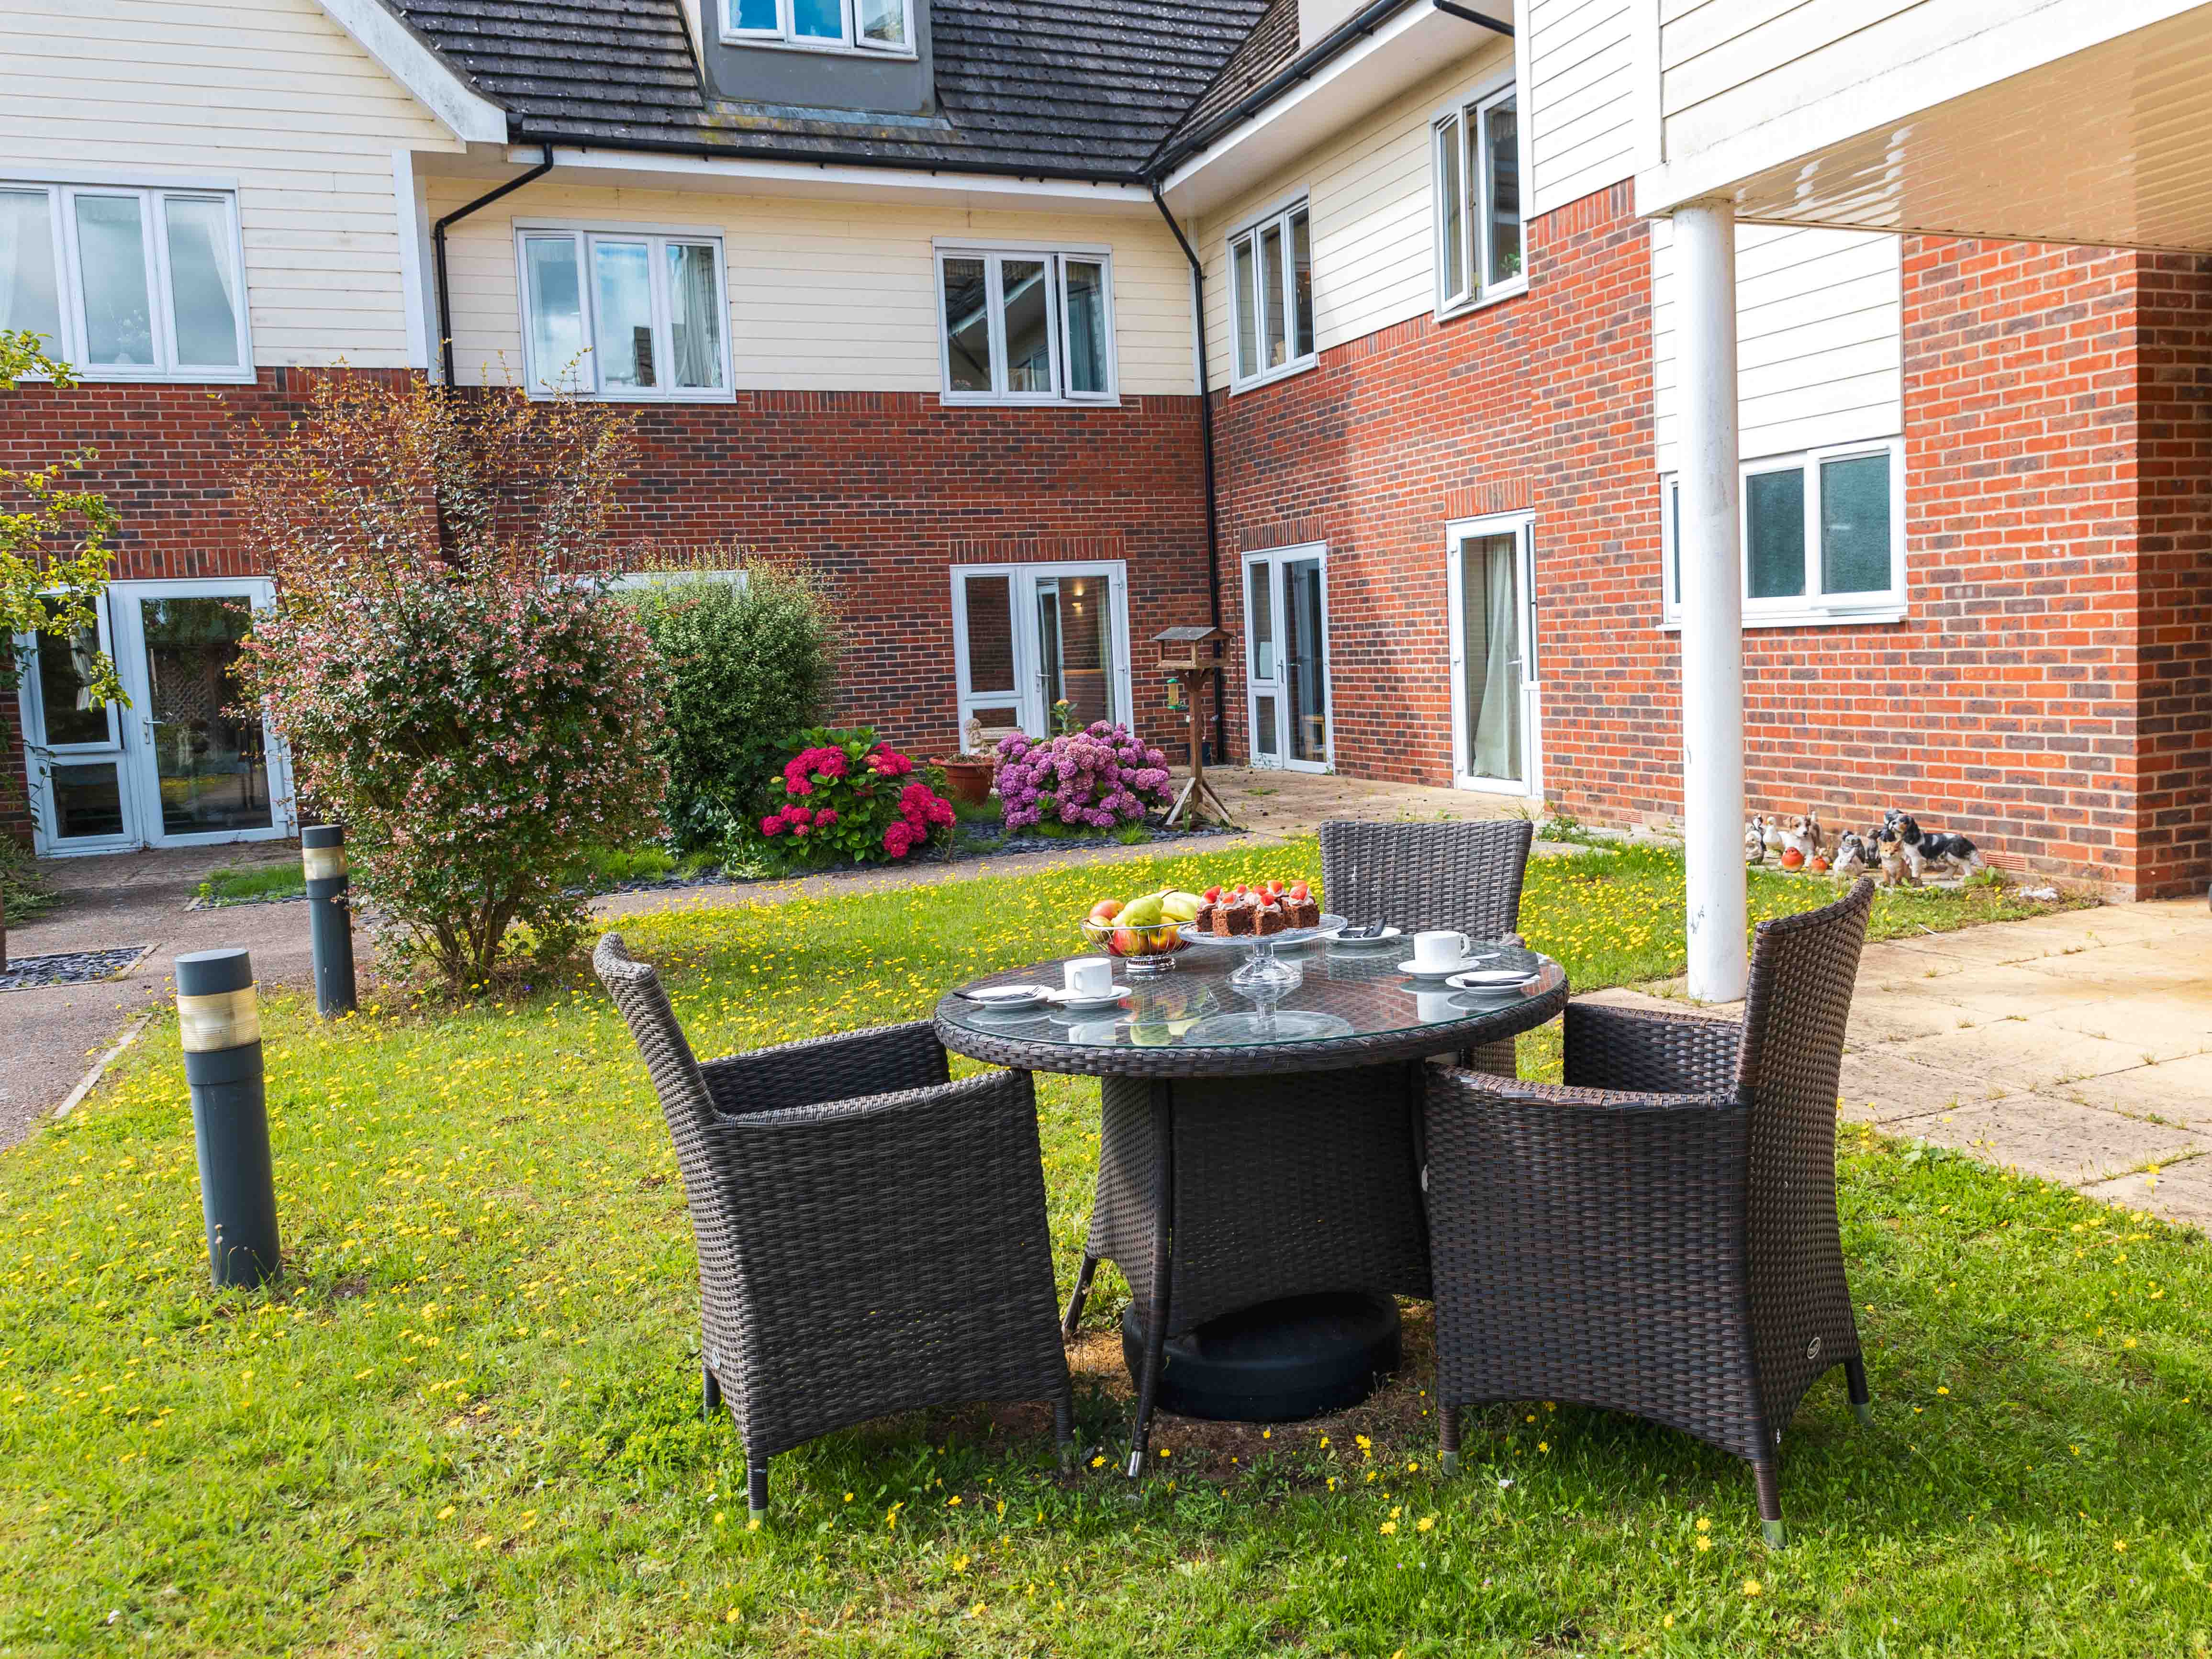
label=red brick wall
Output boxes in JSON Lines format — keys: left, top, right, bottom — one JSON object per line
{"left": 1, "top": 374, "right": 1211, "bottom": 844}
{"left": 1208, "top": 189, "right": 2200, "bottom": 895}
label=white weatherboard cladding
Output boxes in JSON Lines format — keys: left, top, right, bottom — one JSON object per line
{"left": 3, "top": 0, "right": 464, "bottom": 369}
{"left": 1650, "top": 218, "right": 1899, "bottom": 473}
{"left": 429, "top": 180, "right": 1195, "bottom": 395}
{"left": 1194, "top": 38, "right": 1516, "bottom": 389}
{"left": 1525, "top": 0, "right": 1637, "bottom": 219}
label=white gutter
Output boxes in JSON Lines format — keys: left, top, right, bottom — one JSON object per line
{"left": 313, "top": 0, "right": 510, "bottom": 144}
{"left": 508, "top": 145, "right": 1159, "bottom": 204}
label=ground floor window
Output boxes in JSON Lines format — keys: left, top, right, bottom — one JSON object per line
{"left": 1446, "top": 512, "right": 1538, "bottom": 794}
{"left": 1661, "top": 437, "right": 1905, "bottom": 626}
{"left": 950, "top": 561, "right": 1131, "bottom": 751}
{"left": 13, "top": 579, "right": 295, "bottom": 856}
{"left": 1241, "top": 545, "right": 1330, "bottom": 771}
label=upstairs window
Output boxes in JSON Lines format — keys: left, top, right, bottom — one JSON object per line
{"left": 937, "top": 247, "right": 1116, "bottom": 404}
{"left": 1660, "top": 439, "right": 1905, "bottom": 626}
{"left": 516, "top": 228, "right": 730, "bottom": 401}
{"left": 725, "top": 0, "right": 911, "bottom": 52}
{"left": 1227, "top": 201, "right": 1314, "bottom": 390}
{"left": 1434, "top": 84, "right": 1522, "bottom": 312}
{"left": 0, "top": 182, "right": 250, "bottom": 381}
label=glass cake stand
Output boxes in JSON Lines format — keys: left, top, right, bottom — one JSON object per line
{"left": 1176, "top": 913, "right": 1347, "bottom": 992}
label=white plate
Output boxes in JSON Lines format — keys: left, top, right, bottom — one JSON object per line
{"left": 1330, "top": 925, "right": 1402, "bottom": 946}
{"left": 963, "top": 984, "right": 1052, "bottom": 1009}
{"left": 1396, "top": 955, "right": 1500, "bottom": 979}
{"left": 1048, "top": 986, "right": 1132, "bottom": 1011}
{"left": 1446, "top": 969, "right": 1531, "bottom": 992}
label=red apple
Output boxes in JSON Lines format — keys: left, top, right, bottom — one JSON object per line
{"left": 1089, "top": 898, "right": 1123, "bottom": 924}
{"left": 1111, "top": 928, "right": 1141, "bottom": 956}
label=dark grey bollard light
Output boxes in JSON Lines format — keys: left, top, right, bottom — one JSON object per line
{"left": 301, "top": 824, "right": 357, "bottom": 1017}
{"left": 176, "top": 947, "right": 280, "bottom": 1289}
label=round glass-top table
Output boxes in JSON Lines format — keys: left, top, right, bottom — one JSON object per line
{"left": 934, "top": 939, "right": 1567, "bottom": 1467}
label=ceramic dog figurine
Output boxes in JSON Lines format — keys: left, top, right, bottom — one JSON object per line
{"left": 1779, "top": 814, "right": 1822, "bottom": 865}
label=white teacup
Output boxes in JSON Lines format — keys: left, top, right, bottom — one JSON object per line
{"left": 1411, "top": 930, "right": 1473, "bottom": 971}
{"left": 1065, "top": 956, "right": 1115, "bottom": 997}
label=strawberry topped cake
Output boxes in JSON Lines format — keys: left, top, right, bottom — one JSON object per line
{"left": 1195, "top": 879, "right": 1320, "bottom": 936}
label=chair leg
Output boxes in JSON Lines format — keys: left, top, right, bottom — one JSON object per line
{"left": 702, "top": 1362, "right": 721, "bottom": 1422}
{"left": 1754, "top": 1460, "right": 1784, "bottom": 1548}
{"left": 1439, "top": 1404, "right": 1461, "bottom": 1476}
{"left": 1054, "top": 1388, "right": 1076, "bottom": 1471}
{"left": 1127, "top": 1083, "right": 1175, "bottom": 1479}
{"left": 747, "top": 1453, "right": 770, "bottom": 1526}
{"left": 1062, "top": 1254, "right": 1099, "bottom": 1339}
{"left": 1845, "top": 1355, "right": 1874, "bottom": 1425}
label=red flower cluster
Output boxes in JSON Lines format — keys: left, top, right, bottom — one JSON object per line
{"left": 883, "top": 777, "right": 955, "bottom": 857}
{"left": 780, "top": 745, "right": 849, "bottom": 797}
{"left": 759, "top": 802, "right": 840, "bottom": 838}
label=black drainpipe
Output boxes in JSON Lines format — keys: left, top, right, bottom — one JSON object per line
{"left": 1151, "top": 181, "right": 1229, "bottom": 766}
{"left": 432, "top": 143, "right": 556, "bottom": 386}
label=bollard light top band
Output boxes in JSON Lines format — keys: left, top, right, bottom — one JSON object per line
{"left": 301, "top": 824, "right": 345, "bottom": 849}
{"left": 175, "top": 947, "right": 255, "bottom": 997}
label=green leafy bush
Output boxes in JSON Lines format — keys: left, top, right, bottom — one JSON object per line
{"left": 758, "top": 727, "right": 954, "bottom": 866}
{"left": 623, "top": 566, "right": 838, "bottom": 854}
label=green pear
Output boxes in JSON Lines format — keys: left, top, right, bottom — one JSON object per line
{"left": 1119, "top": 892, "right": 1167, "bottom": 927}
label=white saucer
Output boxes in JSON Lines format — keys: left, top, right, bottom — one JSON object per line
{"left": 1331, "top": 925, "right": 1402, "bottom": 947}
{"left": 1447, "top": 968, "right": 1530, "bottom": 994}
{"left": 1049, "top": 986, "right": 1132, "bottom": 1011}
{"left": 963, "top": 983, "right": 1052, "bottom": 1010}
{"left": 1397, "top": 955, "right": 1498, "bottom": 979}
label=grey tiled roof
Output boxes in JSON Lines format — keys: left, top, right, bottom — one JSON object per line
{"left": 384, "top": 0, "right": 1274, "bottom": 180}
{"left": 1161, "top": 0, "right": 1299, "bottom": 160}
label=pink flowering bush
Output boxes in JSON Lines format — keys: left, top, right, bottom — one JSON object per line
{"left": 235, "top": 374, "right": 665, "bottom": 991}
{"left": 758, "top": 726, "right": 953, "bottom": 865}
{"left": 993, "top": 722, "right": 1173, "bottom": 832}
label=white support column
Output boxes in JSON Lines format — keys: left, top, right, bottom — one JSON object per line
{"left": 1674, "top": 199, "right": 1746, "bottom": 1004}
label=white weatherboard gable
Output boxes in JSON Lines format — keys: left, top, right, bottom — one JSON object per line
{"left": 312, "top": 0, "right": 509, "bottom": 142}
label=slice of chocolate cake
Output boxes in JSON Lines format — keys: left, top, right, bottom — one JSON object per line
{"left": 1253, "top": 901, "right": 1286, "bottom": 936}
{"left": 1286, "top": 895, "right": 1320, "bottom": 928}
{"left": 1214, "top": 898, "right": 1255, "bottom": 935}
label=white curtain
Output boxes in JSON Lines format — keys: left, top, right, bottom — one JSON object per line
{"left": 1466, "top": 537, "right": 1522, "bottom": 782}
{"left": 668, "top": 242, "right": 722, "bottom": 389}
{"left": 0, "top": 189, "right": 62, "bottom": 345}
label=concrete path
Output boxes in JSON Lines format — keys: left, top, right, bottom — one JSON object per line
{"left": 1595, "top": 897, "right": 2212, "bottom": 1232}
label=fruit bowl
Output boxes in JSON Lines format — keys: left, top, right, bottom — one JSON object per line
{"left": 1080, "top": 913, "right": 1187, "bottom": 975}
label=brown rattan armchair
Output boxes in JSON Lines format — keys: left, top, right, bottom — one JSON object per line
{"left": 594, "top": 934, "right": 1073, "bottom": 1522}
{"left": 1422, "top": 879, "right": 1877, "bottom": 1545}
{"left": 1321, "top": 816, "right": 1536, "bottom": 1075}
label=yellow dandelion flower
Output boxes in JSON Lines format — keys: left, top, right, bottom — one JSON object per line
{"left": 436, "top": 1506, "right": 455, "bottom": 1521}
{"left": 1742, "top": 1579, "right": 1761, "bottom": 1597}
{"left": 1696, "top": 1536, "right": 1713, "bottom": 1552}
{"left": 1416, "top": 1514, "right": 1437, "bottom": 1533}
{"left": 1695, "top": 1516, "right": 1711, "bottom": 1533}
{"left": 1379, "top": 1520, "right": 1398, "bottom": 1536}
{"left": 1662, "top": 1614, "right": 1675, "bottom": 1629}
{"left": 1089, "top": 1455, "right": 1106, "bottom": 1469}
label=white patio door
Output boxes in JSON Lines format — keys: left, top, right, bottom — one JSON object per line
{"left": 16, "top": 593, "right": 137, "bottom": 854}
{"left": 1241, "top": 545, "right": 1330, "bottom": 772}
{"left": 1447, "top": 513, "right": 1540, "bottom": 795}
{"left": 951, "top": 561, "right": 1132, "bottom": 751}
{"left": 110, "top": 579, "right": 292, "bottom": 847}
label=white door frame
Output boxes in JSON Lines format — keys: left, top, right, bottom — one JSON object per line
{"left": 110, "top": 577, "right": 295, "bottom": 849}
{"left": 13, "top": 590, "right": 137, "bottom": 856}
{"left": 949, "top": 559, "right": 1134, "bottom": 748}
{"left": 18, "top": 578, "right": 297, "bottom": 856}
{"left": 1445, "top": 512, "right": 1541, "bottom": 798}
{"left": 1239, "top": 542, "right": 1333, "bottom": 773}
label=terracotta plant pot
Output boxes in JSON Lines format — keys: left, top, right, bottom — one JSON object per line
{"left": 938, "top": 756, "right": 996, "bottom": 807}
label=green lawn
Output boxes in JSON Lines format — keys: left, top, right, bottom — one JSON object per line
{"left": 2, "top": 842, "right": 2201, "bottom": 1655}
{"left": 192, "top": 862, "right": 306, "bottom": 906}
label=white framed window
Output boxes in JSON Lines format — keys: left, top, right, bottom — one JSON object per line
{"left": 0, "top": 182, "right": 251, "bottom": 382}
{"left": 723, "top": 0, "right": 913, "bottom": 54}
{"left": 936, "top": 247, "right": 1116, "bottom": 405}
{"left": 514, "top": 227, "right": 731, "bottom": 401}
{"left": 1661, "top": 438, "right": 1906, "bottom": 628}
{"left": 1433, "top": 82, "right": 1523, "bottom": 315}
{"left": 1227, "top": 201, "right": 1314, "bottom": 390}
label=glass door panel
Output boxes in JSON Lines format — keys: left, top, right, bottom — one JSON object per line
{"left": 1284, "top": 556, "right": 1328, "bottom": 767}
{"left": 1450, "top": 520, "right": 1536, "bottom": 792}
{"left": 134, "top": 593, "right": 273, "bottom": 838}
{"left": 18, "top": 604, "right": 134, "bottom": 851}
{"left": 1033, "top": 572, "right": 1114, "bottom": 729}
{"left": 1243, "top": 558, "right": 1279, "bottom": 763}
{"left": 957, "top": 572, "right": 1023, "bottom": 748}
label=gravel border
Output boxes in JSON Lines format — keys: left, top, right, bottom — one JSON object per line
{"left": 0, "top": 945, "right": 154, "bottom": 993}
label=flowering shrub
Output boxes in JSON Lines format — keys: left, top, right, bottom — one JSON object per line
{"left": 235, "top": 374, "right": 665, "bottom": 991}
{"left": 759, "top": 727, "right": 953, "bottom": 865}
{"left": 993, "top": 722, "right": 1173, "bottom": 832}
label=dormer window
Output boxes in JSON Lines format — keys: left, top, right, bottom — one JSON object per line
{"left": 725, "top": 0, "right": 911, "bottom": 53}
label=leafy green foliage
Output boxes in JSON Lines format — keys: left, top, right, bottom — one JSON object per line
{"left": 1, "top": 331, "right": 118, "bottom": 708}
{"left": 621, "top": 566, "right": 838, "bottom": 854}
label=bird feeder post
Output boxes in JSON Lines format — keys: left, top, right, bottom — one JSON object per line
{"left": 1151, "top": 625, "right": 1238, "bottom": 829}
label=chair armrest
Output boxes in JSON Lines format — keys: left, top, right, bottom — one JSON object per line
{"left": 1431, "top": 1068, "right": 1734, "bottom": 1117}
{"left": 1562, "top": 1002, "right": 1742, "bottom": 1096}
{"left": 699, "top": 1021, "right": 949, "bottom": 1117}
